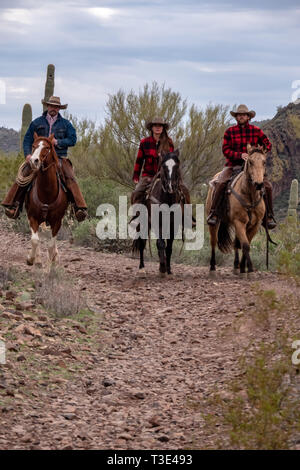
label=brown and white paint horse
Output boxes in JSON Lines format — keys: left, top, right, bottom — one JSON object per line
{"left": 25, "top": 133, "right": 68, "bottom": 266}
{"left": 206, "top": 144, "right": 267, "bottom": 277}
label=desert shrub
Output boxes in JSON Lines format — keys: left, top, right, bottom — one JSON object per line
{"left": 0, "top": 265, "right": 15, "bottom": 289}
{"left": 78, "top": 177, "right": 128, "bottom": 218}
{"left": 274, "top": 221, "right": 300, "bottom": 279}
{"left": 0, "top": 151, "right": 23, "bottom": 201}
{"left": 200, "top": 334, "right": 299, "bottom": 449}
{"left": 72, "top": 218, "right": 98, "bottom": 247}
{"left": 34, "top": 267, "right": 83, "bottom": 318}
{"left": 10, "top": 212, "right": 31, "bottom": 235}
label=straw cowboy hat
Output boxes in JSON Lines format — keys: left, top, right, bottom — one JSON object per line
{"left": 146, "top": 117, "right": 170, "bottom": 131}
{"left": 41, "top": 96, "right": 68, "bottom": 109}
{"left": 230, "top": 104, "right": 256, "bottom": 119}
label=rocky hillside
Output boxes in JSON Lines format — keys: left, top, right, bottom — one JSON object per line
{"left": 0, "top": 127, "right": 19, "bottom": 153}
{"left": 261, "top": 102, "right": 300, "bottom": 199}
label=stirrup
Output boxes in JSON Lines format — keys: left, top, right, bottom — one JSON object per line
{"left": 207, "top": 213, "right": 218, "bottom": 226}
{"left": 267, "top": 216, "right": 276, "bottom": 230}
{"left": 4, "top": 205, "right": 20, "bottom": 220}
{"left": 75, "top": 208, "right": 87, "bottom": 222}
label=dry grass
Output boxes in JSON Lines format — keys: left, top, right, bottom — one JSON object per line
{"left": 34, "top": 267, "right": 83, "bottom": 318}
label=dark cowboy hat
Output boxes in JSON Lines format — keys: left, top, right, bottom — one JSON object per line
{"left": 146, "top": 117, "right": 170, "bottom": 131}
{"left": 230, "top": 104, "right": 256, "bottom": 119}
{"left": 41, "top": 96, "right": 68, "bottom": 109}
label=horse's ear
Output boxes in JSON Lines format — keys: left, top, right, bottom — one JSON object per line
{"left": 174, "top": 148, "right": 180, "bottom": 157}
{"left": 246, "top": 143, "right": 252, "bottom": 154}
{"left": 33, "top": 131, "right": 38, "bottom": 140}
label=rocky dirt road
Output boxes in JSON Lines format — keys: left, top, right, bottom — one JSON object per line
{"left": 0, "top": 225, "right": 299, "bottom": 449}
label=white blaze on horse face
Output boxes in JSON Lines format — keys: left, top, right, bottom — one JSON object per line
{"left": 165, "top": 159, "right": 176, "bottom": 192}
{"left": 30, "top": 141, "right": 44, "bottom": 169}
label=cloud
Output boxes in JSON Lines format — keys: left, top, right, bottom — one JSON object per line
{"left": 0, "top": 1, "right": 300, "bottom": 129}
{"left": 2, "top": 8, "right": 33, "bottom": 24}
{"left": 87, "top": 7, "right": 118, "bottom": 20}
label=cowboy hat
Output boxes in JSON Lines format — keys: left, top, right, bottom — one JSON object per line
{"left": 41, "top": 96, "right": 68, "bottom": 109}
{"left": 230, "top": 104, "right": 256, "bottom": 119}
{"left": 146, "top": 117, "right": 170, "bottom": 131}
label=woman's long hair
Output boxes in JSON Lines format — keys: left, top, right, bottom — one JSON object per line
{"left": 151, "top": 127, "right": 173, "bottom": 155}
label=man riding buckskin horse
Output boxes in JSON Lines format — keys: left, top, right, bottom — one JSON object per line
{"left": 206, "top": 104, "right": 276, "bottom": 229}
{"left": 131, "top": 116, "right": 192, "bottom": 206}
{"left": 2, "top": 96, "right": 87, "bottom": 222}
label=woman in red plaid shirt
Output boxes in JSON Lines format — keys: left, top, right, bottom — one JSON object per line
{"left": 131, "top": 117, "right": 191, "bottom": 205}
{"left": 207, "top": 104, "right": 276, "bottom": 229}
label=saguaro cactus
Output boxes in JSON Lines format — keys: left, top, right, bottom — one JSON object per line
{"left": 20, "top": 103, "right": 32, "bottom": 152}
{"left": 43, "top": 64, "right": 55, "bottom": 112}
{"left": 288, "top": 178, "right": 299, "bottom": 220}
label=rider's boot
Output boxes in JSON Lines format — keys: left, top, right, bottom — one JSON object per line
{"left": 2, "top": 182, "right": 28, "bottom": 220}
{"left": 75, "top": 207, "right": 88, "bottom": 222}
{"left": 4, "top": 202, "right": 20, "bottom": 219}
{"left": 263, "top": 181, "right": 277, "bottom": 230}
{"left": 207, "top": 182, "right": 226, "bottom": 226}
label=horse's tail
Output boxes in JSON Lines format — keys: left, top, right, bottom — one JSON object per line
{"left": 217, "top": 221, "right": 234, "bottom": 253}
{"left": 132, "top": 238, "right": 146, "bottom": 254}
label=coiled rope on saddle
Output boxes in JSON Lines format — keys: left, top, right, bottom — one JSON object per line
{"left": 15, "top": 161, "right": 36, "bottom": 187}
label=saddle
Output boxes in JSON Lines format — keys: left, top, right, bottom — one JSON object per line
{"left": 210, "top": 166, "right": 244, "bottom": 222}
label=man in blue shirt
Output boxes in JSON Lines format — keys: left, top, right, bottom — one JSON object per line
{"left": 2, "top": 96, "right": 87, "bottom": 221}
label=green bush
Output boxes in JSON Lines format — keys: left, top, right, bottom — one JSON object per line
{"left": 0, "top": 151, "right": 23, "bottom": 201}
{"left": 78, "top": 177, "right": 129, "bottom": 218}
{"left": 72, "top": 218, "right": 98, "bottom": 247}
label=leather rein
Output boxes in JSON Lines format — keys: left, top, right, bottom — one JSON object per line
{"left": 228, "top": 171, "right": 264, "bottom": 223}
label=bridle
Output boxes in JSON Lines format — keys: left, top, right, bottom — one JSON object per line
{"left": 34, "top": 143, "right": 57, "bottom": 172}
{"left": 229, "top": 152, "right": 265, "bottom": 222}
{"left": 160, "top": 158, "right": 179, "bottom": 194}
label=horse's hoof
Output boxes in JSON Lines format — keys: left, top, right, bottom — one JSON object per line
{"left": 26, "top": 258, "right": 33, "bottom": 266}
{"left": 167, "top": 271, "right": 173, "bottom": 276}
{"left": 138, "top": 268, "right": 146, "bottom": 277}
{"left": 159, "top": 271, "right": 166, "bottom": 278}
{"left": 209, "top": 270, "right": 216, "bottom": 278}
{"left": 247, "top": 272, "right": 254, "bottom": 280}
{"left": 233, "top": 268, "right": 239, "bottom": 275}
{"left": 239, "top": 272, "right": 247, "bottom": 278}
{"left": 35, "top": 262, "right": 42, "bottom": 269}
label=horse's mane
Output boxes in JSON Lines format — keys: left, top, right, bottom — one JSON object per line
{"left": 248, "top": 146, "right": 265, "bottom": 156}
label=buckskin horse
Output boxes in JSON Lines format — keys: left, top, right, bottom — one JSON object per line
{"left": 206, "top": 144, "right": 267, "bottom": 277}
{"left": 132, "top": 150, "right": 185, "bottom": 276}
{"left": 25, "top": 133, "right": 68, "bottom": 266}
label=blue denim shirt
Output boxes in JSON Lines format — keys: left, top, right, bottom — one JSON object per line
{"left": 23, "top": 111, "right": 77, "bottom": 158}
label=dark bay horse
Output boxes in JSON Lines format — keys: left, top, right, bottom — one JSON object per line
{"left": 206, "top": 144, "right": 266, "bottom": 277}
{"left": 25, "top": 133, "right": 68, "bottom": 266}
{"left": 132, "top": 150, "right": 185, "bottom": 276}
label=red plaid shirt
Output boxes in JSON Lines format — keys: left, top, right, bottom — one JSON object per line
{"left": 222, "top": 123, "right": 272, "bottom": 167}
{"left": 133, "top": 136, "right": 174, "bottom": 180}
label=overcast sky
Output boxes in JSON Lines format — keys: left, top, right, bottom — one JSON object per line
{"left": 0, "top": 0, "right": 300, "bottom": 130}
